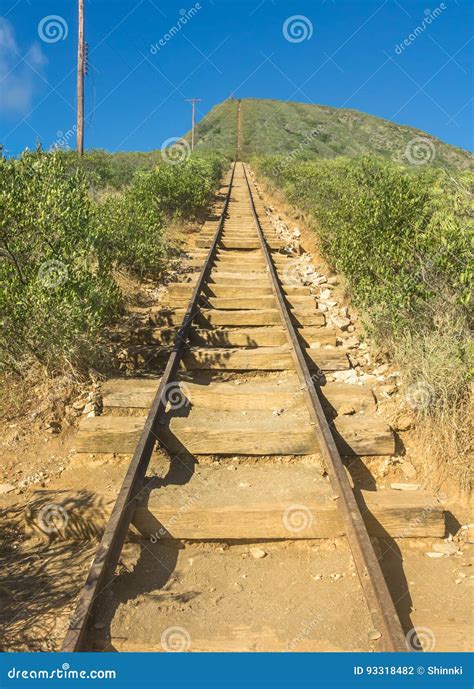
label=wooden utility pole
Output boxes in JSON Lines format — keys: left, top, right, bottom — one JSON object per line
{"left": 186, "top": 98, "right": 202, "bottom": 150}
{"left": 77, "top": 0, "right": 85, "bottom": 155}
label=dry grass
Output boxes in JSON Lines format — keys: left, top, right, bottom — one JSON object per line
{"left": 393, "top": 316, "right": 472, "bottom": 494}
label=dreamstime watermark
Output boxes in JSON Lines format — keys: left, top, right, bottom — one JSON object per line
{"left": 160, "top": 381, "right": 192, "bottom": 410}
{"left": 150, "top": 4, "right": 201, "bottom": 54}
{"left": 37, "top": 259, "right": 69, "bottom": 289}
{"left": 50, "top": 126, "right": 77, "bottom": 152}
{"left": 37, "top": 502, "right": 69, "bottom": 534}
{"left": 160, "top": 625, "right": 191, "bottom": 652}
{"left": 398, "top": 492, "right": 446, "bottom": 538}
{"left": 282, "top": 260, "right": 302, "bottom": 287}
{"left": 405, "top": 381, "right": 436, "bottom": 410}
{"left": 38, "top": 15, "right": 69, "bottom": 43}
{"left": 283, "top": 15, "right": 313, "bottom": 43}
{"left": 150, "top": 491, "right": 201, "bottom": 541}
{"left": 288, "top": 616, "right": 320, "bottom": 650}
{"left": 395, "top": 4, "right": 447, "bottom": 54}
{"left": 273, "top": 127, "right": 325, "bottom": 175}
{"left": 283, "top": 504, "right": 314, "bottom": 533}
{"left": 161, "top": 136, "right": 191, "bottom": 165}
{"left": 405, "top": 626, "right": 436, "bottom": 651}
{"left": 405, "top": 136, "right": 436, "bottom": 165}
{"left": 7, "top": 663, "right": 116, "bottom": 680}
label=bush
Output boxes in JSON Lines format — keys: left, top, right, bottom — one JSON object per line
{"left": 95, "top": 153, "right": 226, "bottom": 275}
{"left": 255, "top": 154, "right": 473, "bottom": 489}
{"left": 58, "top": 148, "right": 163, "bottom": 190}
{"left": 257, "top": 155, "right": 472, "bottom": 331}
{"left": 0, "top": 150, "right": 119, "bottom": 374}
{"left": 0, "top": 149, "right": 227, "bottom": 374}
{"left": 255, "top": 155, "right": 472, "bottom": 401}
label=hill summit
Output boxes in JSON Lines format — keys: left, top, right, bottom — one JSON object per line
{"left": 191, "top": 98, "right": 471, "bottom": 170}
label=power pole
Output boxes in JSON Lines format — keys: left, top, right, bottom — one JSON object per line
{"left": 185, "top": 98, "right": 202, "bottom": 150}
{"left": 77, "top": 0, "right": 85, "bottom": 155}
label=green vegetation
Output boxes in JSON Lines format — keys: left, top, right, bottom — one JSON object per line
{"left": 0, "top": 148, "right": 225, "bottom": 375}
{"left": 58, "top": 148, "right": 163, "bottom": 190}
{"left": 255, "top": 154, "right": 473, "bottom": 488}
{"left": 193, "top": 98, "right": 472, "bottom": 171}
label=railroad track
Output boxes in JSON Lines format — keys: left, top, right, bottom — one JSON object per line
{"left": 59, "top": 162, "right": 444, "bottom": 652}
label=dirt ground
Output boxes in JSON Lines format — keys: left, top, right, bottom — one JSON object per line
{"left": 0, "top": 172, "right": 472, "bottom": 653}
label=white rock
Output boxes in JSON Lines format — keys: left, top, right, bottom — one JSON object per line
{"left": 327, "top": 276, "right": 338, "bottom": 285}
{"left": 426, "top": 552, "right": 445, "bottom": 559}
{"left": 369, "top": 630, "right": 382, "bottom": 641}
{"left": 250, "top": 547, "right": 267, "bottom": 559}
{"left": 332, "top": 316, "right": 351, "bottom": 331}
{"left": 391, "top": 483, "right": 420, "bottom": 491}
{"left": 319, "top": 288, "right": 332, "bottom": 300}
{"left": 333, "top": 369, "right": 358, "bottom": 384}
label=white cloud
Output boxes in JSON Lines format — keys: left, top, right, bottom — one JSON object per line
{"left": 0, "top": 17, "right": 47, "bottom": 116}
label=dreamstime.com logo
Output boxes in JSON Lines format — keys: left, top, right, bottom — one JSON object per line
{"left": 405, "top": 381, "right": 436, "bottom": 410}
{"left": 150, "top": 3, "right": 201, "bottom": 54}
{"left": 283, "top": 15, "right": 313, "bottom": 43}
{"left": 37, "top": 259, "right": 69, "bottom": 289}
{"left": 160, "top": 626, "right": 191, "bottom": 652}
{"left": 405, "top": 136, "right": 436, "bottom": 165}
{"left": 405, "top": 626, "right": 436, "bottom": 652}
{"left": 8, "top": 662, "right": 116, "bottom": 680}
{"left": 395, "top": 4, "right": 447, "bottom": 55}
{"left": 282, "top": 260, "right": 302, "bottom": 287}
{"left": 161, "top": 137, "right": 191, "bottom": 165}
{"left": 51, "top": 126, "right": 77, "bottom": 152}
{"left": 37, "top": 502, "right": 69, "bottom": 534}
{"left": 38, "top": 15, "right": 68, "bottom": 43}
{"left": 160, "top": 381, "right": 191, "bottom": 410}
{"left": 283, "top": 504, "right": 314, "bottom": 533}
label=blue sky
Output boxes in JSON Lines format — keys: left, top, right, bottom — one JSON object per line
{"left": 0, "top": 0, "right": 472, "bottom": 156}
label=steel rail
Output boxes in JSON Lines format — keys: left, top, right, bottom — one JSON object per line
{"left": 241, "top": 163, "right": 407, "bottom": 652}
{"left": 61, "top": 163, "right": 236, "bottom": 652}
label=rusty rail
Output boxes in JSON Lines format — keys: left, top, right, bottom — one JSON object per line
{"left": 241, "top": 163, "right": 407, "bottom": 652}
{"left": 61, "top": 163, "right": 236, "bottom": 652}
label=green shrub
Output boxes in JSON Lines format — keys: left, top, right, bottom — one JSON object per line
{"left": 0, "top": 150, "right": 120, "bottom": 374}
{"left": 256, "top": 155, "right": 472, "bottom": 333}
{"left": 95, "top": 153, "right": 226, "bottom": 275}
{"left": 255, "top": 154, "right": 473, "bottom": 409}
{"left": 1, "top": 149, "right": 227, "bottom": 374}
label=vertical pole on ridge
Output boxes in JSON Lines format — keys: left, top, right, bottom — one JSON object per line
{"left": 77, "top": 0, "right": 85, "bottom": 155}
{"left": 186, "top": 98, "right": 203, "bottom": 150}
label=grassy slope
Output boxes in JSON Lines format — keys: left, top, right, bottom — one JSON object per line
{"left": 192, "top": 98, "right": 472, "bottom": 170}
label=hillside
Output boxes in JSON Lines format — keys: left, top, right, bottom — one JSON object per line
{"left": 191, "top": 98, "right": 472, "bottom": 170}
